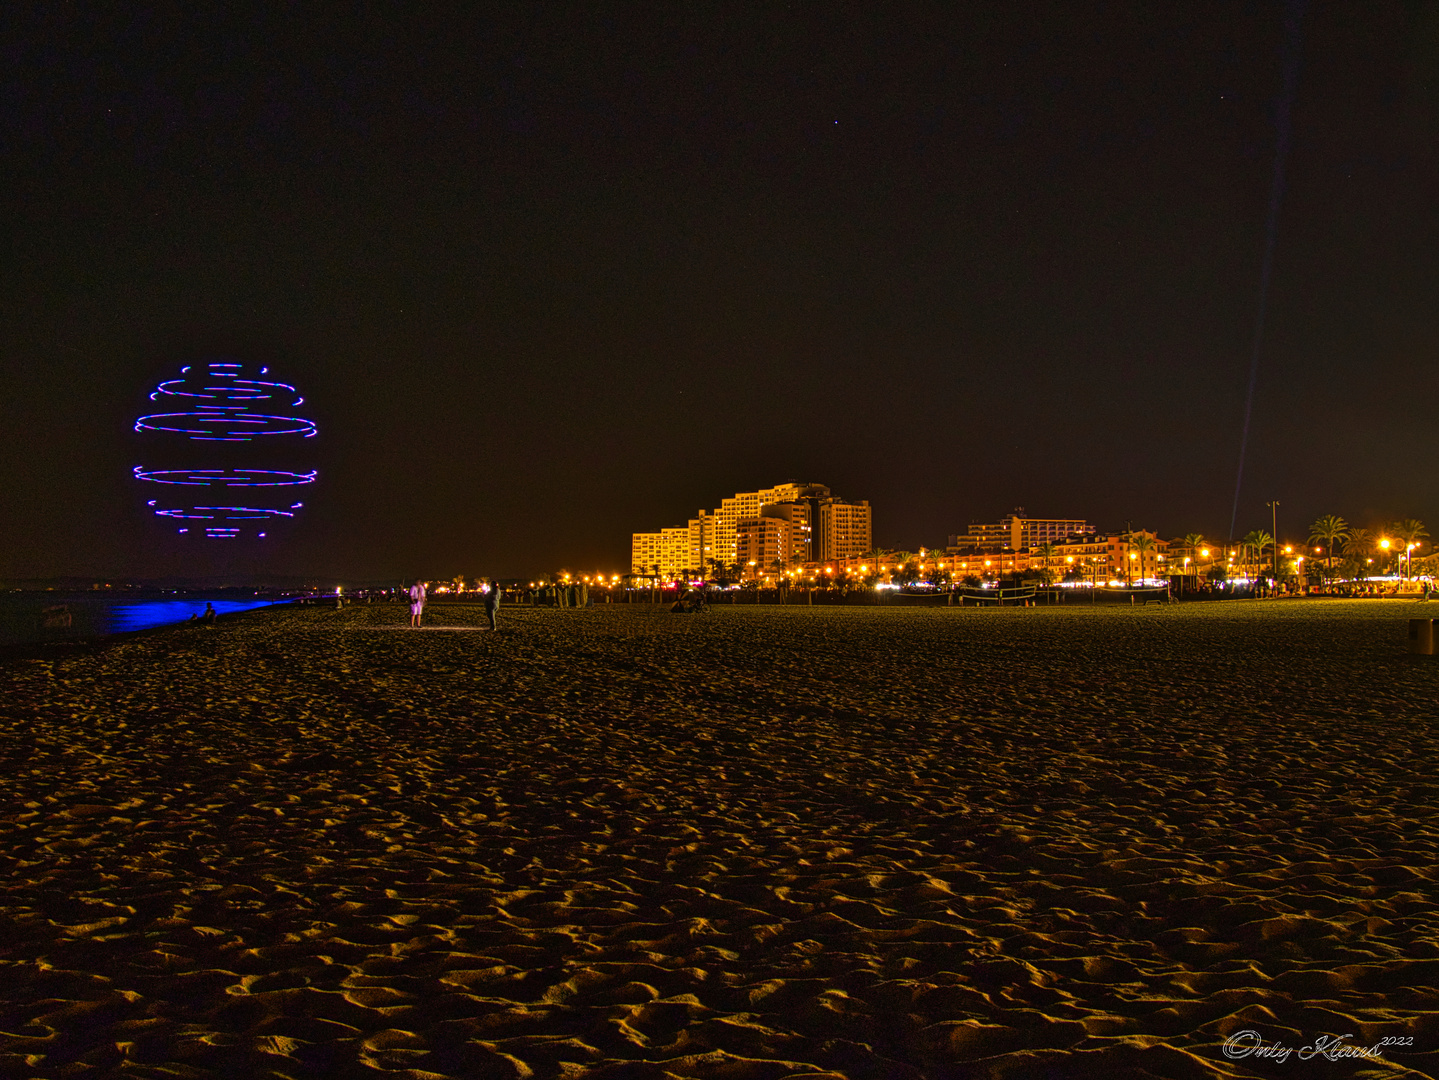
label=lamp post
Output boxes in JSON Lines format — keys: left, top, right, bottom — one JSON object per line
{"left": 1266, "top": 500, "right": 1280, "bottom": 585}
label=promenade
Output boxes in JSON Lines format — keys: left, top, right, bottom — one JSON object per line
{"left": 2, "top": 602, "right": 1436, "bottom": 1078}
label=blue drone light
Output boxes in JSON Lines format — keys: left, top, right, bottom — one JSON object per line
{"left": 151, "top": 378, "right": 299, "bottom": 403}
{"left": 135, "top": 360, "right": 317, "bottom": 538}
{"left": 132, "top": 468, "right": 318, "bottom": 487}
{"left": 154, "top": 506, "right": 297, "bottom": 521}
{"left": 133, "top": 411, "right": 317, "bottom": 440}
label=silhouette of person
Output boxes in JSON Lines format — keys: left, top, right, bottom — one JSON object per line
{"left": 484, "top": 579, "right": 501, "bottom": 630}
{"left": 201, "top": 602, "right": 217, "bottom": 626}
{"left": 409, "top": 579, "right": 427, "bottom": 627}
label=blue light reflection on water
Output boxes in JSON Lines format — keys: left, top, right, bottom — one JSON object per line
{"left": 102, "top": 600, "right": 278, "bottom": 634}
{"left": 0, "top": 598, "right": 282, "bottom": 645}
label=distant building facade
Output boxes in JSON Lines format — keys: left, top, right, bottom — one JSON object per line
{"left": 759, "top": 500, "right": 814, "bottom": 563}
{"left": 631, "top": 481, "right": 873, "bottom": 576}
{"left": 935, "top": 529, "right": 1168, "bottom": 583}
{"left": 735, "top": 516, "right": 794, "bottom": 575}
{"left": 818, "top": 499, "right": 872, "bottom": 562}
{"left": 630, "top": 531, "right": 664, "bottom": 575}
{"left": 950, "top": 509, "right": 1095, "bottom": 551}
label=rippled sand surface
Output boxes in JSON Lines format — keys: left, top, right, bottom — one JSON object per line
{"left": 3, "top": 601, "right": 1438, "bottom": 1079}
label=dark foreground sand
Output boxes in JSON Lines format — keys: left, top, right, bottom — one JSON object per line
{"left": 2, "top": 601, "right": 1438, "bottom": 1079}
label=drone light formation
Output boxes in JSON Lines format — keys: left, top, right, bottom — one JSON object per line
{"left": 134, "top": 360, "right": 318, "bottom": 539}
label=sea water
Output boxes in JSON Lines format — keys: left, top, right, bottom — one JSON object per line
{"left": 0, "top": 595, "right": 282, "bottom": 646}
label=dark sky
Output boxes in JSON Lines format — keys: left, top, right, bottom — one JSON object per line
{"left": 4, "top": 3, "right": 1439, "bottom": 582}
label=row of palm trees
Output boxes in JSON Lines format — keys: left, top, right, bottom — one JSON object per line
{"left": 1169, "top": 517, "right": 1430, "bottom": 583}
{"left": 1306, "top": 515, "right": 1430, "bottom": 580}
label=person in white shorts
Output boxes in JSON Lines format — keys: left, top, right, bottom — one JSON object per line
{"left": 409, "top": 579, "right": 427, "bottom": 627}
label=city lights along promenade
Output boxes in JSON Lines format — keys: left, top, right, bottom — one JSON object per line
{"left": 3, "top": 598, "right": 1438, "bottom": 1077}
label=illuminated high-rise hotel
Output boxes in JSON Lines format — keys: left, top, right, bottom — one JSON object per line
{"left": 631, "top": 481, "right": 872, "bottom": 576}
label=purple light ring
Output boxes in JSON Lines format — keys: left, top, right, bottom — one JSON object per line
{"left": 133, "top": 467, "right": 318, "bottom": 487}
{"left": 135, "top": 412, "right": 317, "bottom": 437}
{"left": 155, "top": 506, "right": 297, "bottom": 520}
{"left": 154, "top": 379, "right": 298, "bottom": 402}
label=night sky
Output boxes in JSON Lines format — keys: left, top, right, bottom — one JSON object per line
{"left": 4, "top": 4, "right": 1438, "bottom": 583}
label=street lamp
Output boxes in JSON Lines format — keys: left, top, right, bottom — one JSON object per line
{"left": 1267, "top": 500, "right": 1280, "bottom": 583}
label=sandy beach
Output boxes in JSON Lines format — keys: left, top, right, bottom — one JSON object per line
{"left": 2, "top": 600, "right": 1437, "bottom": 1079}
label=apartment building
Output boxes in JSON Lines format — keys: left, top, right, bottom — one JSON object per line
{"left": 935, "top": 530, "right": 1169, "bottom": 582}
{"left": 688, "top": 511, "right": 715, "bottom": 575}
{"left": 950, "top": 510, "right": 1095, "bottom": 551}
{"left": 818, "top": 499, "right": 872, "bottom": 562}
{"left": 1052, "top": 531, "right": 1168, "bottom": 581}
{"left": 630, "top": 532, "right": 663, "bottom": 575}
{"left": 631, "top": 481, "right": 869, "bottom": 575}
{"left": 735, "top": 516, "right": 794, "bottom": 577}
{"left": 711, "top": 482, "right": 832, "bottom": 567}
{"left": 759, "top": 500, "right": 814, "bottom": 563}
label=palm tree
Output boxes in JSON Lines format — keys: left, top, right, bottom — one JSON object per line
{"left": 1181, "top": 532, "right": 1205, "bottom": 571}
{"left": 1308, "top": 515, "right": 1349, "bottom": 580}
{"left": 1241, "top": 530, "right": 1274, "bottom": 582}
{"left": 1127, "top": 531, "right": 1157, "bottom": 585}
{"left": 1389, "top": 519, "right": 1429, "bottom": 580}
{"left": 1342, "top": 528, "right": 1374, "bottom": 581}
{"left": 1174, "top": 532, "right": 1205, "bottom": 588}
{"left": 857, "top": 549, "right": 886, "bottom": 584}
{"left": 889, "top": 551, "right": 914, "bottom": 586}
{"left": 1035, "top": 542, "right": 1058, "bottom": 582}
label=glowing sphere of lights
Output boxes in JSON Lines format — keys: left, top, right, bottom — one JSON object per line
{"left": 134, "top": 360, "right": 318, "bottom": 540}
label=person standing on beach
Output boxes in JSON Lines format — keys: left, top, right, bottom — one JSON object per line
{"left": 409, "top": 579, "right": 427, "bottom": 627}
{"left": 484, "top": 578, "right": 501, "bottom": 630}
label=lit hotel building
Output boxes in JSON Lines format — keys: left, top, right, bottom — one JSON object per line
{"left": 632, "top": 482, "right": 872, "bottom": 577}
{"left": 949, "top": 510, "right": 1096, "bottom": 552}
{"left": 818, "top": 499, "right": 872, "bottom": 561}
{"left": 735, "top": 516, "right": 794, "bottom": 575}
